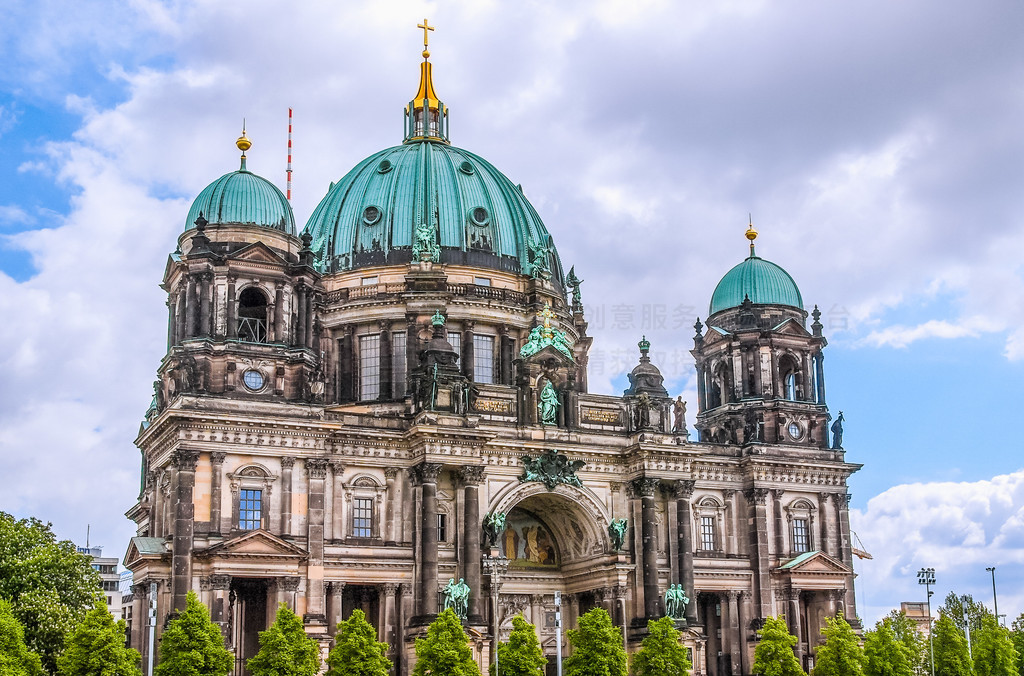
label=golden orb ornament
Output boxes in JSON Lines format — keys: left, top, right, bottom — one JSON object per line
{"left": 745, "top": 222, "right": 757, "bottom": 242}
{"left": 236, "top": 130, "right": 252, "bottom": 153}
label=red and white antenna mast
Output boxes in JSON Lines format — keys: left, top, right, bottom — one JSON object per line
{"left": 286, "top": 107, "right": 293, "bottom": 201}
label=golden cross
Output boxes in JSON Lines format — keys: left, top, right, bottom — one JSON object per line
{"left": 537, "top": 303, "right": 555, "bottom": 329}
{"left": 418, "top": 19, "right": 435, "bottom": 49}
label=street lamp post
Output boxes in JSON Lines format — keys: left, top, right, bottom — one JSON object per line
{"left": 962, "top": 595, "right": 973, "bottom": 661}
{"left": 986, "top": 567, "right": 999, "bottom": 625}
{"left": 918, "top": 568, "right": 936, "bottom": 676}
{"left": 483, "top": 552, "right": 509, "bottom": 676}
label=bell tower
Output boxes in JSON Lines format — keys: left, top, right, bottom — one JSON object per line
{"left": 692, "top": 224, "right": 831, "bottom": 448}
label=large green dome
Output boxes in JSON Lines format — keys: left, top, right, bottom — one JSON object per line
{"left": 709, "top": 253, "right": 804, "bottom": 315}
{"left": 185, "top": 162, "right": 296, "bottom": 235}
{"left": 303, "top": 141, "right": 563, "bottom": 281}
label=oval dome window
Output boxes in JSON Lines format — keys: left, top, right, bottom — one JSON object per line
{"left": 470, "top": 207, "right": 489, "bottom": 226}
{"left": 362, "top": 206, "right": 382, "bottom": 226}
{"left": 459, "top": 161, "right": 475, "bottom": 175}
{"left": 377, "top": 159, "right": 393, "bottom": 174}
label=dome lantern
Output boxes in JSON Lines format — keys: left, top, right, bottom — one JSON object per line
{"left": 404, "top": 19, "right": 450, "bottom": 144}
{"left": 708, "top": 223, "right": 803, "bottom": 316}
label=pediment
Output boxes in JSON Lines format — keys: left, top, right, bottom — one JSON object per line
{"left": 228, "top": 241, "right": 289, "bottom": 266}
{"left": 776, "top": 550, "right": 850, "bottom": 576}
{"left": 123, "top": 536, "right": 168, "bottom": 568}
{"left": 703, "top": 327, "right": 731, "bottom": 345}
{"left": 772, "top": 318, "right": 811, "bottom": 337}
{"left": 521, "top": 344, "right": 575, "bottom": 367}
{"left": 200, "top": 530, "right": 308, "bottom": 560}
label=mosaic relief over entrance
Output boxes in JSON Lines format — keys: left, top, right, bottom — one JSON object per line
{"left": 501, "top": 509, "right": 559, "bottom": 567}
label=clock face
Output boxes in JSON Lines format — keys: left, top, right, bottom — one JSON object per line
{"left": 242, "top": 369, "right": 265, "bottom": 392}
{"left": 788, "top": 422, "right": 801, "bottom": 439}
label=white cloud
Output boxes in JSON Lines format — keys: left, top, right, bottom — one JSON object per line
{"left": 859, "top": 316, "right": 1002, "bottom": 349}
{"left": 0, "top": 205, "right": 32, "bottom": 227}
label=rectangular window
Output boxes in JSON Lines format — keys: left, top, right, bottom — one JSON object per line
{"left": 473, "top": 277, "right": 491, "bottom": 287}
{"left": 361, "top": 275, "right": 379, "bottom": 286}
{"left": 392, "top": 331, "right": 407, "bottom": 397}
{"left": 239, "top": 489, "right": 262, "bottom": 530}
{"left": 353, "top": 498, "right": 373, "bottom": 538}
{"left": 793, "top": 518, "right": 810, "bottom": 553}
{"left": 700, "top": 516, "right": 716, "bottom": 551}
{"left": 359, "top": 334, "right": 381, "bottom": 401}
{"left": 448, "top": 331, "right": 461, "bottom": 355}
{"left": 437, "top": 513, "right": 447, "bottom": 542}
{"left": 473, "top": 334, "right": 495, "bottom": 384}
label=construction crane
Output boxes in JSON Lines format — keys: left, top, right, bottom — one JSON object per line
{"left": 852, "top": 531, "right": 873, "bottom": 559}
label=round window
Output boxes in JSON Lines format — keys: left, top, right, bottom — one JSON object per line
{"left": 470, "top": 206, "right": 489, "bottom": 226}
{"left": 788, "top": 422, "right": 801, "bottom": 439}
{"left": 242, "top": 369, "right": 265, "bottom": 391}
{"left": 377, "top": 159, "right": 393, "bottom": 173}
{"left": 459, "top": 160, "right": 475, "bottom": 175}
{"left": 362, "top": 206, "right": 381, "bottom": 225}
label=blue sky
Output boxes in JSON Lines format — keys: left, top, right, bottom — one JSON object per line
{"left": 1, "top": 0, "right": 1023, "bottom": 627}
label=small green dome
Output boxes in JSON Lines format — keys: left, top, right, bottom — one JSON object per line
{"left": 185, "top": 165, "right": 296, "bottom": 235}
{"left": 709, "top": 254, "right": 803, "bottom": 315}
{"left": 303, "top": 141, "right": 563, "bottom": 281}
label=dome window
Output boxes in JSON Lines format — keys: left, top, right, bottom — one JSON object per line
{"left": 362, "top": 206, "right": 382, "bottom": 226}
{"left": 459, "top": 160, "right": 475, "bottom": 175}
{"left": 377, "top": 159, "right": 393, "bottom": 174}
{"left": 237, "top": 287, "right": 269, "bottom": 343}
{"left": 242, "top": 369, "right": 266, "bottom": 392}
{"left": 469, "top": 206, "right": 489, "bottom": 226}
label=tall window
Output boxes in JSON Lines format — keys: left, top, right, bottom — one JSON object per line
{"left": 392, "top": 332, "right": 407, "bottom": 397}
{"left": 785, "top": 373, "right": 797, "bottom": 401}
{"left": 473, "top": 335, "right": 495, "bottom": 384}
{"left": 700, "top": 516, "right": 716, "bottom": 551}
{"left": 437, "top": 513, "right": 448, "bottom": 543}
{"left": 353, "top": 498, "right": 373, "bottom": 537}
{"left": 240, "top": 489, "right": 262, "bottom": 530}
{"left": 792, "top": 518, "right": 810, "bottom": 553}
{"left": 448, "top": 331, "right": 461, "bottom": 354}
{"left": 238, "top": 288, "right": 268, "bottom": 343}
{"left": 359, "top": 334, "right": 380, "bottom": 401}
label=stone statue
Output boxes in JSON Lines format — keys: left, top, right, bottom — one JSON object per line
{"left": 664, "top": 584, "right": 690, "bottom": 620}
{"left": 566, "top": 266, "right": 584, "bottom": 311}
{"left": 412, "top": 221, "right": 440, "bottom": 263}
{"left": 539, "top": 381, "right": 560, "bottom": 426}
{"left": 442, "top": 578, "right": 470, "bottom": 619}
{"left": 527, "top": 237, "right": 551, "bottom": 279}
{"left": 608, "top": 518, "right": 628, "bottom": 551}
{"left": 672, "top": 396, "right": 687, "bottom": 433}
{"left": 153, "top": 380, "right": 165, "bottom": 413}
{"left": 831, "top": 411, "right": 845, "bottom": 449}
{"left": 743, "top": 408, "right": 759, "bottom": 444}
{"left": 632, "top": 392, "right": 652, "bottom": 430}
{"left": 482, "top": 512, "right": 506, "bottom": 549}
{"left": 519, "top": 449, "right": 585, "bottom": 490}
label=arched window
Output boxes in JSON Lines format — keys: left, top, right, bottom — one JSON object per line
{"left": 779, "top": 355, "right": 801, "bottom": 401}
{"left": 238, "top": 287, "right": 269, "bottom": 343}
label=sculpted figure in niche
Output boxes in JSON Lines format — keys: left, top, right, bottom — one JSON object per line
{"left": 608, "top": 518, "right": 628, "bottom": 551}
{"left": 538, "top": 380, "right": 560, "bottom": 425}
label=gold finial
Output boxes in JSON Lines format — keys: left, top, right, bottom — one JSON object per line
{"left": 236, "top": 120, "right": 251, "bottom": 153}
{"left": 418, "top": 18, "right": 434, "bottom": 59}
{"left": 745, "top": 214, "right": 758, "bottom": 257}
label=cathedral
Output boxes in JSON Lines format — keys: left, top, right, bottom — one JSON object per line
{"left": 124, "top": 24, "right": 860, "bottom": 676}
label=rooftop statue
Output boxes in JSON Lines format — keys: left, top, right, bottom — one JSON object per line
{"left": 831, "top": 411, "right": 845, "bottom": 449}
{"left": 412, "top": 221, "right": 440, "bottom": 263}
{"left": 527, "top": 236, "right": 552, "bottom": 279}
{"left": 566, "top": 266, "right": 584, "bottom": 311}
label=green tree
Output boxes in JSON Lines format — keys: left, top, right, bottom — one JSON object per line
{"left": 630, "top": 616, "right": 691, "bottom": 676}
{"left": 326, "top": 609, "right": 391, "bottom": 676}
{"left": 864, "top": 617, "right": 913, "bottom": 676}
{"left": 412, "top": 608, "right": 480, "bottom": 676}
{"left": 565, "top": 608, "right": 627, "bottom": 676}
{"left": 0, "top": 513, "right": 102, "bottom": 674}
{"left": 752, "top": 616, "right": 804, "bottom": 676}
{"left": 942, "top": 595, "right": 991, "bottom": 638}
{"left": 813, "top": 614, "right": 863, "bottom": 676}
{"left": 1009, "top": 614, "right": 1024, "bottom": 676}
{"left": 932, "top": 612, "right": 972, "bottom": 676}
{"left": 155, "top": 591, "right": 233, "bottom": 676}
{"left": 0, "top": 599, "right": 43, "bottom": 676}
{"left": 247, "top": 604, "right": 321, "bottom": 676}
{"left": 57, "top": 598, "right": 142, "bottom": 676}
{"left": 492, "top": 614, "right": 546, "bottom": 676}
{"left": 972, "top": 615, "right": 1017, "bottom": 676}
{"left": 885, "top": 611, "right": 926, "bottom": 675}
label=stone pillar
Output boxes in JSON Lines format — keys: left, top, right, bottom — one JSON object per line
{"left": 838, "top": 494, "right": 856, "bottom": 621}
{"left": 305, "top": 288, "right": 315, "bottom": 350}
{"left": 166, "top": 298, "right": 176, "bottom": 347}
{"left": 185, "top": 275, "right": 199, "bottom": 338}
{"left": 459, "top": 466, "right": 485, "bottom": 623}
{"left": 462, "top": 321, "right": 475, "bottom": 380}
{"left": 331, "top": 462, "right": 345, "bottom": 542}
{"left": 398, "top": 584, "right": 414, "bottom": 676}
{"left": 338, "top": 326, "right": 354, "bottom": 402}
{"left": 738, "top": 591, "right": 751, "bottom": 675}
{"left": 383, "top": 467, "right": 399, "bottom": 544}
{"left": 199, "top": 273, "right": 212, "bottom": 337}
{"left": 772, "top": 489, "right": 786, "bottom": 559}
{"left": 696, "top": 367, "right": 707, "bottom": 411}
{"left": 416, "top": 463, "right": 443, "bottom": 618}
{"left": 405, "top": 314, "right": 418, "bottom": 388}
{"left": 226, "top": 276, "right": 237, "bottom": 339}
{"left": 170, "top": 449, "right": 199, "bottom": 611}
{"left": 380, "top": 320, "right": 393, "bottom": 400}
{"left": 787, "top": 589, "right": 804, "bottom": 665}
{"left": 305, "top": 458, "right": 328, "bottom": 624}
{"left": 814, "top": 351, "right": 826, "bottom": 405}
{"left": 744, "top": 488, "right": 772, "bottom": 618}
{"left": 382, "top": 583, "right": 399, "bottom": 647}
{"left": 210, "top": 452, "right": 226, "bottom": 535}
{"left": 499, "top": 325, "right": 514, "bottom": 386}
{"left": 273, "top": 282, "right": 285, "bottom": 343}
{"left": 329, "top": 582, "right": 345, "bottom": 635}
{"left": 726, "top": 591, "right": 740, "bottom": 675}
{"left": 130, "top": 583, "right": 147, "bottom": 654}
{"left": 281, "top": 577, "right": 301, "bottom": 612}
{"left": 295, "top": 284, "right": 307, "bottom": 347}
{"left": 176, "top": 284, "right": 187, "bottom": 343}
{"left": 817, "top": 493, "right": 831, "bottom": 557}
{"left": 210, "top": 574, "right": 231, "bottom": 639}
{"left": 674, "top": 480, "right": 698, "bottom": 624}
{"left": 723, "top": 489, "right": 736, "bottom": 555}
{"left": 634, "top": 477, "right": 662, "bottom": 619}
{"left": 281, "top": 457, "right": 295, "bottom": 537}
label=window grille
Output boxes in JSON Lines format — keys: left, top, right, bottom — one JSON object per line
{"left": 353, "top": 498, "right": 373, "bottom": 537}
{"left": 359, "top": 334, "right": 381, "bottom": 401}
{"left": 240, "top": 489, "right": 262, "bottom": 530}
{"left": 392, "top": 332, "right": 407, "bottom": 396}
{"left": 793, "top": 518, "right": 810, "bottom": 553}
{"left": 473, "top": 334, "right": 495, "bottom": 384}
{"left": 700, "top": 516, "right": 716, "bottom": 551}
{"left": 437, "top": 513, "right": 447, "bottom": 542}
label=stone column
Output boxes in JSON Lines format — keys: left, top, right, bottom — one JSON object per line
{"left": 459, "top": 466, "right": 485, "bottom": 623}
{"left": 176, "top": 284, "right": 187, "bottom": 343}
{"left": 382, "top": 583, "right": 400, "bottom": 646}
{"left": 738, "top": 591, "right": 751, "bottom": 675}
{"left": 772, "top": 489, "right": 786, "bottom": 559}
{"left": 462, "top": 320, "right": 475, "bottom": 380}
{"left": 726, "top": 591, "right": 741, "bottom": 675}
{"left": 674, "top": 480, "right": 698, "bottom": 624}
{"left": 817, "top": 493, "right": 831, "bottom": 557}
{"left": 305, "top": 458, "right": 329, "bottom": 624}
{"left": 281, "top": 577, "right": 301, "bottom": 612}
{"left": 331, "top": 461, "right": 345, "bottom": 542}
{"left": 199, "top": 273, "right": 212, "bottom": 337}
{"left": 814, "top": 351, "right": 826, "bottom": 405}
{"left": 273, "top": 282, "right": 285, "bottom": 343}
{"left": 379, "top": 320, "right": 393, "bottom": 400}
{"left": 329, "top": 582, "right": 345, "bottom": 635}
{"left": 787, "top": 589, "right": 804, "bottom": 665}
{"left": 744, "top": 488, "right": 772, "bottom": 619}
{"left": 210, "top": 574, "right": 231, "bottom": 639}
{"left": 295, "top": 283, "right": 306, "bottom": 347}
{"left": 696, "top": 367, "right": 707, "bottom": 411}
{"left": 185, "top": 275, "right": 198, "bottom": 338}
{"left": 633, "top": 477, "right": 662, "bottom": 619}
{"left": 281, "top": 457, "right": 295, "bottom": 537}
{"left": 166, "top": 298, "right": 176, "bottom": 347}
{"left": 226, "top": 276, "right": 237, "bottom": 339}
{"left": 170, "top": 449, "right": 199, "bottom": 611}
{"left": 499, "top": 325, "right": 514, "bottom": 385}
{"left": 209, "top": 452, "right": 226, "bottom": 535}
{"left": 304, "top": 288, "right": 315, "bottom": 350}
{"left": 417, "top": 463, "right": 443, "bottom": 618}
{"left": 398, "top": 584, "right": 414, "bottom": 676}
{"left": 384, "top": 467, "right": 399, "bottom": 544}
{"left": 838, "top": 494, "right": 856, "bottom": 621}
{"left": 130, "top": 583, "right": 148, "bottom": 654}
{"left": 338, "top": 326, "right": 354, "bottom": 402}
{"left": 723, "top": 489, "right": 736, "bottom": 555}
{"left": 530, "top": 594, "right": 544, "bottom": 628}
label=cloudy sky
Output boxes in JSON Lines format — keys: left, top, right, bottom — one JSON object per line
{"left": 2, "top": 0, "right": 1023, "bottom": 627}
